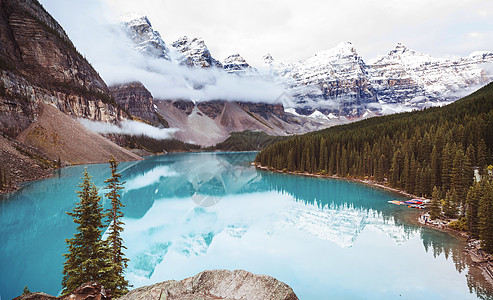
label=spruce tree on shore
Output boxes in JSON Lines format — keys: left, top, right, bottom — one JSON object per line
{"left": 104, "top": 157, "right": 129, "bottom": 297}
{"left": 61, "top": 170, "right": 110, "bottom": 295}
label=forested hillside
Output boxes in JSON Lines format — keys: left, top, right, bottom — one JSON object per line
{"left": 256, "top": 82, "right": 493, "bottom": 250}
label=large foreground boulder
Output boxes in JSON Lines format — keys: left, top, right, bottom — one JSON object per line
{"left": 117, "top": 269, "right": 298, "bottom": 300}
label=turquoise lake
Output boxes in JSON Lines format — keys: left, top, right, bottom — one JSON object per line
{"left": 1, "top": 152, "right": 492, "bottom": 299}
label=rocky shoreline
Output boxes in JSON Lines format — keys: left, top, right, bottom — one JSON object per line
{"left": 13, "top": 270, "right": 298, "bottom": 300}
{"left": 254, "top": 162, "right": 493, "bottom": 288}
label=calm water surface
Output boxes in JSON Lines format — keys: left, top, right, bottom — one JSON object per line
{"left": 0, "top": 152, "right": 492, "bottom": 299}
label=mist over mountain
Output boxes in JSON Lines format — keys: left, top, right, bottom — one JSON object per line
{"left": 83, "top": 12, "right": 493, "bottom": 118}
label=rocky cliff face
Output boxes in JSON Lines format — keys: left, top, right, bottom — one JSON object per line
{"left": 109, "top": 82, "right": 167, "bottom": 127}
{"left": 117, "top": 269, "right": 298, "bottom": 300}
{"left": 0, "top": 0, "right": 126, "bottom": 138}
{"left": 0, "top": 0, "right": 141, "bottom": 192}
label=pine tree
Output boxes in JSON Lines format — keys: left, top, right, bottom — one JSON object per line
{"left": 443, "top": 188, "right": 458, "bottom": 218}
{"left": 376, "top": 154, "right": 385, "bottom": 182}
{"left": 451, "top": 149, "right": 465, "bottom": 196}
{"left": 389, "top": 149, "right": 401, "bottom": 188}
{"left": 319, "top": 137, "right": 328, "bottom": 172}
{"left": 62, "top": 170, "right": 109, "bottom": 295}
{"left": 430, "top": 145, "right": 440, "bottom": 188}
{"left": 478, "top": 181, "right": 493, "bottom": 253}
{"left": 430, "top": 186, "right": 442, "bottom": 220}
{"left": 466, "top": 183, "right": 481, "bottom": 238}
{"left": 104, "top": 157, "right": 129, "bottom": 297}
{"left": 477, "top": 139, "right": 487, "bottom": 170}
{"left": 442, "top": 143, "right": 452, "bottom": 190}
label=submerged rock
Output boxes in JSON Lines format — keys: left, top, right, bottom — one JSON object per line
{"left": 117, "top": 269, "right": 298, "bottom": 300}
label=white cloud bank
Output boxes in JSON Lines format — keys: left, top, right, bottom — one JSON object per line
{"left": 37, "top": 0, "right": 287, "bottom": 105}
{"left": 79, "top": 119, "right": 178, "bottom": 140}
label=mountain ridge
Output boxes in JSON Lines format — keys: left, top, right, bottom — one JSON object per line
{"left": 120, "top": 16, "right": 493, "bottom": 118}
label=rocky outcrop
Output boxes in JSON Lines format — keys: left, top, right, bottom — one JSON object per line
{"left": 171, "top": 36, "right": 222, "bottom": 68}
{"left": 64, "top": 282, "right": 111, "bottom": 300}
{"left": 197, "top": 100, "right": 225, "bottom": 119}
{"left": 117, "top": 269, "right": 298, "bottom": 300}
{"left": 13, "top": 282, "right": 110, "bottom": 300}
{"left": 237, "top": 102, "right": 287, "bottom": 121}
{"left": 109, "top": 82, "right": 167, "bottom": 127}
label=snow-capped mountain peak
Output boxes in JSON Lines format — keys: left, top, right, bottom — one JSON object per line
{"left": 310, "top": 41, "right": 361, "bottom": 62}
{"left": 376, "top": 43, "right": 434, "bottom": 66}
{"left": 171, "top": 36, "right": 222, "bottom": 68}
{"left": 222, "top": 53, "right": 251, "bottom": 74}
{"left": 468, "top": 50, "right": 493, "bottom": 59}
{"left": 122, "top": 16, "right": 171, "bottom": 60}
{"left": 262, "top": 53, "right": 274, "bottom": 65}
{"left": 124, "top": 15, "right": 151, "bottom": 27}
{"left": 389, "top": 42, "right": 412, "bottom": 55}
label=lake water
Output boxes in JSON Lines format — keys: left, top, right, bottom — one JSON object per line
{"left": 0, "top": 152, "right": 492, "bottom": 300}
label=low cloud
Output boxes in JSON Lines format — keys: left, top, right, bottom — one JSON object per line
{"left": 102, "top": 55, "right": 286, "bottom": 103}
{"left": 79, "top": 119, "right": 178, "bottom": 140}
{"left": 37, "top": 0, "right": 287, "bottom": 105}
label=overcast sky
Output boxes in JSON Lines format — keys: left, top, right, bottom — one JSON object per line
{"left": 40, "top": 0, "right": 493, "bottom": 66}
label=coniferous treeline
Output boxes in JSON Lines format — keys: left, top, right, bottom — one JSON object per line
{"left": 256, "top": 82, "right": 493, "bottom": 250}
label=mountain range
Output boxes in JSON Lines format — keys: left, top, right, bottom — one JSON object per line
{"left": 121, "top": 16, "right": 493, "bottom": 118}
